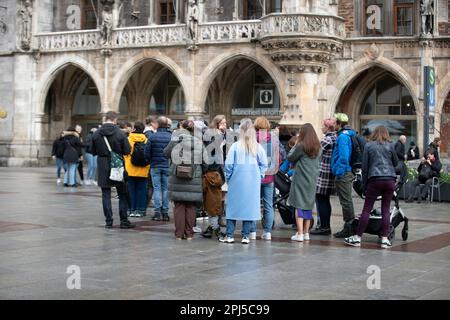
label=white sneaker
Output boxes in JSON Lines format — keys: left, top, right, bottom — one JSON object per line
{"left": 249, "top": 232, "right": 257, "bottom": 240}
{"left": 129, "top": 212, "right": 136, "bottom": 217}
{"left": 92, "top": 180, "right": 97, "bottom": 186}
{"left": 219, "top": 236, "right": 235, "bottom": 243}
{"left": 56, "top": 178, "right": 61, "bottom": 184}
{"left": 193, "top": 226, "right": 202, "bottom": 233}
{"left": 291, "top": 233, "right": 304, "bottom": 242}
{"left": 241, "top": 237, "right": 250, "bottom": 244}
{"left": 304, "top": 233, "right": 310, "bottom": 241}
{"left": 85, "top": 180, "right": 92, "bottom": 185}
{"left": 381, "top": 239, "right": 392, "bottom": 249}
{"left": 262, "top": 232, "right": 272, "bottom": 241}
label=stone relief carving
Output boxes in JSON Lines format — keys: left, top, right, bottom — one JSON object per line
{"left": 101, "top": 4, "right": 113, "bottom": 45}
{"left": 364, "top": 43, "right": 382, "bottom": 60}
{"left": 0, "top": 5, "right": 7, "bottom": 35}
{"left": 187, "top": 0, "right": 199, "bottom": 51}
{"left": 17, "top": 0, "right": 33, "bottom": 50}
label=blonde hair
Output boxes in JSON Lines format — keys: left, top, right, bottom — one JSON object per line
{"left": 254, "top": 116, "right": 271, "bottom": 131}
{"left": 239, "top": 118, "right": 258, "bottom": 157}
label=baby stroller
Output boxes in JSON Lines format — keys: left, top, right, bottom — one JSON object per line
{"left": 352, "top": 169, "right": 409, "bottom": 242}
{"left": 273, "top": 170, "right": 315, "bottom": 228}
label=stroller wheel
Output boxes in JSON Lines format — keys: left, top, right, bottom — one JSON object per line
{"left": 401, "top": 217, "right": 409, "bottom": 241}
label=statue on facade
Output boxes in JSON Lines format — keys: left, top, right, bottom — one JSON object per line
{"left": 17, "top": 0, "right": 33, "bottom": 50}
{"left": 420, "top": 0, "right": 434, "bottom": 36}
{"left": 188, "top": 0, "right": 199, "bottom": 41}
{"left": 0, "top": 6, "right": 7, "bottom": 35}
{"left": 101, "top": 5, "right": 113, "bottom": 45}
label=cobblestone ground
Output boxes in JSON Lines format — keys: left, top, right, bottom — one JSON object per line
{"left": 0, "top": 167, "right": 449, "bottom": 300}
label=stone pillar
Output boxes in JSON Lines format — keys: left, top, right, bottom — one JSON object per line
{"left": 101, "top": 49, "right": 113, "bottom": 116}
{"left": 419, "top": 40, "right": 434, "bottom": 153}
{"left": 148, "top": 0, "right": 155, "bottom": 25}
{"left": 175, "top": 0, "right": 180, "bottom": 24}
{"left": 233, "top": 0, "right": 239, "bottom": 20}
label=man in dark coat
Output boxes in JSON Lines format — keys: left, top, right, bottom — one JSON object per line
{"left": 144, "top": 116, "right": 172, "bottom": 221}
{"left": 91, "top": 111, "right": 134, "bottom": 229}
{"left": 395, "top": 135, "right": 407, "bottom": 184}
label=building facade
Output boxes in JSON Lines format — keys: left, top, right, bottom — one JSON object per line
{"left": 0, "top": 0, "right": 449, "bottom": 166}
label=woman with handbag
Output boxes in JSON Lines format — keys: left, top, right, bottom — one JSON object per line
{"left": 164, "top": 120, "right": 208, "bottom": 240}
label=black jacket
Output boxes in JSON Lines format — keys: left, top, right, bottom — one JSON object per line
{"left": 52, "top": 138, "right": 65, "bottom": 159}
{"left": 417, "top": 159, "right": 442, "bottom": 181}
{"left": 394, "top": 140, "right": 406, "bottom": 161}
{"left": 84, "top": 132, "right": 94, "bottom": 154}
{"left": 91, "top": 123, "right": 131, "bottom": 188}
{"left": 428, "top": 142, "right": 440, "bottom": 162}
{"left": 407, "top": 146, "right": 420, "bottom": 160}
{"left": 362, "top": 141, "right": 399, "bottom": 188}
{"left": 144, "top": 128, "right": 172, "bottom": 168}
{"left": 62, "top": 132, "right": 82, "bottom": 164}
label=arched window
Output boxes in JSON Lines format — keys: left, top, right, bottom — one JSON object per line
{"left": 360, "top": 75, "right": 417, "bottom": 144}
{"left": 73, "top": 78, "right": 101, "bottom": 115}
{"left": 148, "top": 70, "right": 185, "bottom": 115}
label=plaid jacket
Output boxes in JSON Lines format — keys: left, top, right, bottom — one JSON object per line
{"left": 316, "top": 132, "right": 337, "bottom": 195}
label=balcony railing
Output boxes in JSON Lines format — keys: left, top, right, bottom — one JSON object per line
{"left": 34, "top": 14, "right": 345, "bottom": 52}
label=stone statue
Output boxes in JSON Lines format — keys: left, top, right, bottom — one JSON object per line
{"left": 188, "top": 0, "right": 199, "bottom": 41}
{"left": 0, "top": 6, "right": 7, "bottom": 35}
{"left": 17, "top": 0, "right": 33, "bottom": 50}
{"left": 420, "top": 0, "right": 434, "bottom": 36}
{"left": 101, "top": 5, "right": 113, "bottom": 45}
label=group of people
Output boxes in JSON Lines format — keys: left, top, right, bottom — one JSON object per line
{"left": 51, "top": 125, "right": 98, "bottom": 187}
{"left": 53, "top": 110, "right": 443, "bottom": 249}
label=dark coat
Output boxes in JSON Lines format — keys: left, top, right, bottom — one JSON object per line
{"left": 362, "top": 141, "right": 398, "bottom": 188}
{"left": 62, "top": 132, "right": 82, "bottom": 164}
{"left": 52, "top": 138, "right": 65, "bottom": 159}
{"left": 428, "top": 142, "right": 440, "bottom": 162}
{"left": 91, "top": 123, "right": 131, "bottom": 188}
{"left": 394, "top": 140, "right": 406, "bottom": 161}
{"left": 145, "top": 127, "right": 172, "bottom": 168}
{"left": 84, "top": 132, "right": 94, "bottom": 154}
{"left": 407, "top": 146, "right": 420, "bottom": 160}
{"left": 163, "top": 130, "right": 208, "bottom": 204}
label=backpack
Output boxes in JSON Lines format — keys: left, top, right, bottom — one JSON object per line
{"left": 131, "top": 141, "right": 149, "bottom": 167}
{"left": 350, "top": 135, "right": 365, "bottom": 172}
{"left": 418, "top": 164, "right": 433, "bottom": 183}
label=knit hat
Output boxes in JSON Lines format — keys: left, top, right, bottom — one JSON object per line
{"left": 334, "top": 113, "right": 349, "bottom": 123}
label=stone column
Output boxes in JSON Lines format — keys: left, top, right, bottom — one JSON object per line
{"left": 419, "top": 40, "right": 435, "bottom": 152}
{"left": 148, "top": 0, "right": 155, "bottom": 25}
{"left": 233, "top": 0, "right": 239, "bottom": 20}
{"left": 100, "top": 49, "right": 114, "bottom": 116}
{"left": 175, "top": 0, "right": 180, "bottom": 24}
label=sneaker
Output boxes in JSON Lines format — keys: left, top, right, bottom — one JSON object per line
{"left": 56, "top": 178, "right": 61, "bottom": 184}
{"left": 151, "top": 216, "right": 161, "bottom": 221}
{"left": 105, "top": 223, "right": 113, "bottom": 229}
{"left": 333, "top": 229, "right": 351, "bottom": 238}
{"left": 304, "top": 233, "right": 310, "bottom": 241}
{"left": 186, "top": 237, "right": 193, "bottom": 241}
{"left": 291, "top": 233, "right": 304, "bottom": 242}
{"left": 310, "top": 227, "right": 331, "bottom": 235}
{"left": 219, "top": 236, "right": 235, "bottom": 243}
{"left": 129, "top": 212, "right": 136, "bottom": 217}
{"left": 120, "top": 220, "right": 136, "bottom": 229}
{"left": 193, "top": 226, "right": 202, "bottom": 233}
{"left": 344, "top": 235, "right": 361, "bottom": 247}
{"left": 84, "top": 180, "right": 91, "bottom": 185}
{"left": 176, "top": 237, "right": 182, "bottom": 241}
{"left": 241, "top": 237, "right": 250, "bottom": 244}
{"left": 249, "top": 232, "right": 257, "bottom": 240}
{"left": 381, "top": 239, "right": 392, "bottom": 249}
{"left": 163, "top": 216, "right": 170, "bottom": 222}
{"left": 262, "top": 232, "right": 272, "bottom": 241}
{"left": 134, "top": 212, "right": 142, "bottom": 218}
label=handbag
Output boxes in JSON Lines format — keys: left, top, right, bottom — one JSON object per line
{"left": 103, "top": 136, "right": 125, "bottom": 182}
{"left": 176, "top": 164, "right": 193, "bottom": 179}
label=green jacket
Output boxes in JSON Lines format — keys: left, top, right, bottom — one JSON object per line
{"left": 287, "top": 144, "right": 321, "bottom": 210}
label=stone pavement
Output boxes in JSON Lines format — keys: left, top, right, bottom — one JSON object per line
{"left": 0, "top": 167, "right": 449, "bottom": 300}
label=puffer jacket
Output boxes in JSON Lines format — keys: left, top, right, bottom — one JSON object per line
{"left": 362, "top": 141, "right": 399, "bottom": 187}
{"left": 124, "top": 133, "right": 150, "bottom": 178}
{"left": 145, "top": 127, "right": 172, "bottom": 168}
{"left": 164, "top": 129, "right": 208, "bottom": 204}
{"left": 62, "top": 131, "right": 82, "bottom": 164}
{"left": 331, "top": 125, "right": 355, "bottom": 178}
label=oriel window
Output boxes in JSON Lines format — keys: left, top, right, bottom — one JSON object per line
{"left": 160, "top": 0, "right": 175, "bottom": 25}
{"left": 394, "top": 0, "right": 414, "bottom": 35}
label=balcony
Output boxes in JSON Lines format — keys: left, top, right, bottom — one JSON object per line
{"left": 34, "top": 13, "right": 346, "bottom": 52}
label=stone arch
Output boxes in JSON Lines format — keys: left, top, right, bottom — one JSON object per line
{"left": 111, "top": 53, "right": 189, "bottom": 114}
{"left": 198, "top": 50, "right": 286, "bottom": 111}
{"left": 437, "top": 72, "right": 450, "bottom": 118}
{"left": 35, "top": 56, "right": 104, "bottom": 116}
{"left": 329, "top": 57, "right": 420, "bottom": 117}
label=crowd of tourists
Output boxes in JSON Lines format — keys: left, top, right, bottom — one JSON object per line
{"left": 52, "top": 111, "right": 442, "bottom": 249}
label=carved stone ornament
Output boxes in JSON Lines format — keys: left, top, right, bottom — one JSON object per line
{"left": 262, "top": 38, "right": 343, "bottom": 73}
{"left": 17, "top": 0, "right": 33, "bottom": 51}
{"left": 364, "top": 43, "right": 382, "bottom": 60}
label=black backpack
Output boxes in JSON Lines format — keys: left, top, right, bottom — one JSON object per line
{"left": 418, "top": 164, "right": 433, "bottom": 183}
{"left": 350, "top": 135, "right": 365, "bottom": 171}
{"left": 131, "top": 141, "right": 149, "bottom": 167}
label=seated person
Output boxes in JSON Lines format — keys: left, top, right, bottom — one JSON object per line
{"left": 406, "top": 149, "right": 442, "bottom": 203}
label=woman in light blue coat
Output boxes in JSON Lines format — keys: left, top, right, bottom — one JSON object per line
{"left": 219, "top": 118, "right": 268, "bottom": 244}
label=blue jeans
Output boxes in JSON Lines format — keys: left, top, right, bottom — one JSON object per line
{"left": 64, "top": 162, "right": 78, "bottom": 186}
{"left": 85, "top": 153, "right": 97, "bottom": 181}
{"left": 151, "top": 167, "right": 169, "bottom": 217}
{"left": 226, "top": 219, "right": 253, "bottom": 238}
{"left": 250, "top": 182, "right": 274, "bottom": 234}
{"left": 127, "top": 177, "right": 147, "bottom": 213}
{"left": 56, "top": 158, "right": 64, "bottom": 178}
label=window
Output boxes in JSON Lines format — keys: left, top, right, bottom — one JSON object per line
{"left": 394, "top": 1, "right": 414, "bottom": 35}
{"left": 243, "top": 0, "right": 263, "bottom": 20}
{"left": 149, "top": 71, "right": 185, "bottom": 115}
{"left": 360, "top": 75, "right": 417, "bottom": 144}
{"left": 364, "top": 0, "right": 383, "bottom": 36}
{"left": 73, "top": 78, "right": 101, "bottom": 116}
{"left": 233, "top": 66, "right": 280, "bottom": 110}
{"left": 82, "top": 0, "right": 98, "bottom": 30}
{"left": 267, "top": 0, "right": 283, "bottom": 14}
{"left": 160, "top": 0, "right": 175, "bottom": 25}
